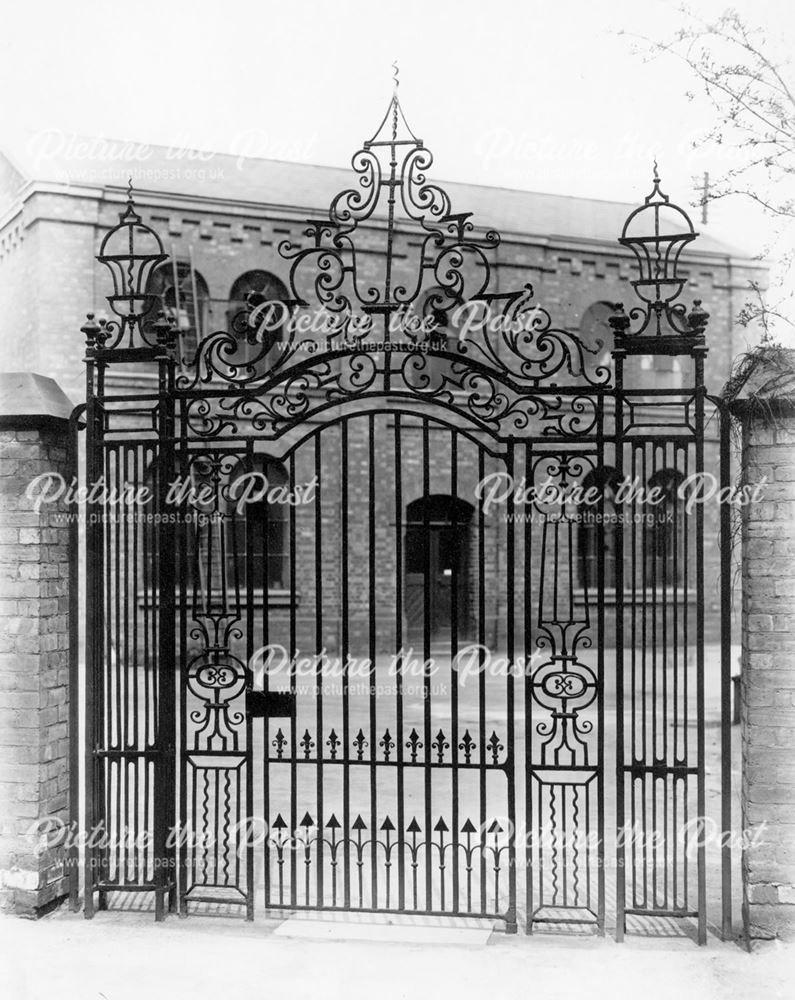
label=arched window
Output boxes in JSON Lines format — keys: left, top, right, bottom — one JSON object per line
{"left": 578, "top": 466, "right": 620, "bottom": 590}
{"left": 579, "top": 302, "right": 614, "bottom": 375}
{"left": 228, "top": 271, "right": 289, "bottom": 362}
{"left": 226, "top": 458, "right": 290, "bottom": 592}
{"left": 146, "top": 262, "right": 211, "bottom": 362}
{"left": 646, "top": 468, "right": 685, "bottom": 586}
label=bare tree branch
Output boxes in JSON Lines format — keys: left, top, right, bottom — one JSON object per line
{"left": 623, "top": 5, "right": 795, "bottom": 339}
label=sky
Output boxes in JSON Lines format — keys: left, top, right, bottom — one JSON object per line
{"left": 2, "top": 0, "right": 794, "bottom": 339}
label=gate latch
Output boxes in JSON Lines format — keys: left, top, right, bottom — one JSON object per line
{"left": 246, "top": 690, "right": 296, "bottom": 718}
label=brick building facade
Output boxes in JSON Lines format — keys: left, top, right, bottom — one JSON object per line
{"left": 0, "top": 136, "right": 767, "bottom": 654}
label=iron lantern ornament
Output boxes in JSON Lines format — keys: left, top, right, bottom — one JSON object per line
{"left": 616, "top": 164, "right": 708, "bottom": 340}
{"left": 94, "top": 180, "right": 168, "bottom": 348}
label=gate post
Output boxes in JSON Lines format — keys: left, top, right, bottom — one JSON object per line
{"left": 728, "top": 346, "right": 795, "bottom": 944}
{"left": 154, "top": 331, "right": 178, "bottom": 921}
{"left": 0, "top": 372, "right": 74, "bottom": 916}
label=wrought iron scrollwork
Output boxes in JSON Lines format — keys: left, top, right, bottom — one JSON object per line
{"left": 89, "top": 92, "right": 617, "bottom": 440}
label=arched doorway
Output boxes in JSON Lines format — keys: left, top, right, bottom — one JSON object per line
{"left": 404, "top": 494, "right": 473, "bottom": 642}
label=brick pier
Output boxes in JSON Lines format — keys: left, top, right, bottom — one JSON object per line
{"left": 731, "top": 348, "right": 795, "bottom": 943}
{"left": 0, "top": 372, "right": 74, "bottom": 916}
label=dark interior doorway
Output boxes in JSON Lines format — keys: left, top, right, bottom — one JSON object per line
{"left": 404, "top": 494, "right": 473, "bottom": 641}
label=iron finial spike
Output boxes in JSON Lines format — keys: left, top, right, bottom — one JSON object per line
{"left": 127, "top": 176, "right": 134, "bottom": 204}
{"left": 653, "top": 158, "right": 660, "bottom": 183}
{"left": 391, "top": 60, "right": 400, "bottom": 141}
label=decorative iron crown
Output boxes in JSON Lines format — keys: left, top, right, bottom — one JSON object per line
{"left": 612, "top": 164, "right": 708, "bottom": 347}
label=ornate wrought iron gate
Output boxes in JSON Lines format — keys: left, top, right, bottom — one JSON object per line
{"left": 77, "top": 92, "right": 734, "bottom": 942}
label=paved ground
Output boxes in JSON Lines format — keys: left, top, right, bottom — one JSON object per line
{"left": 1, "top": 907, "right": 792, "bottom": 1000}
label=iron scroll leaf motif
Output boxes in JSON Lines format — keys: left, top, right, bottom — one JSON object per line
{"left": 529, "top": 453, "right": 598, "bottom": 766}
{"left": 166, "top": 89, "right": 612, "bottom": 439}
{"left": 181, "top": 452, "right": 249, "bottom": 755}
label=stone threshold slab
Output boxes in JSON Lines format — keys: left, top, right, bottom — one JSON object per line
{"left": 273, "top": 914, "right": 495, "bottom": 946}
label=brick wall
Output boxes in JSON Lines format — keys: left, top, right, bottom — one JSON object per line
{"left": 735, "top": 372, "right": 795, "bottom": 943}
{"left": 0, "top": 380, "right": 73, "bottom": 916}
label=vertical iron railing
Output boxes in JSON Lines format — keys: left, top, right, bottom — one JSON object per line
{"left": 68, "top": 405, "right": 84, "bottom": 912}
{"left": 614, "top": 344, "right": 627, "bottom": 941}
{"left": 154, "top": 351, "right": 177, "bottom": 920}
{"left": 718, "top": 399, "right": 733, "bottom": 940}
{"left": 83, "top": 353, "right": 104, "bottom": 918}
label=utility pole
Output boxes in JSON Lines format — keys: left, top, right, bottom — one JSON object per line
{"left": 700, "top": 171, "right": 710, "bottom": 225}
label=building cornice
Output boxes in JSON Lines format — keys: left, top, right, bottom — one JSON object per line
{"left": 0, "top": 179, "right": 767, "bottom": 273}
